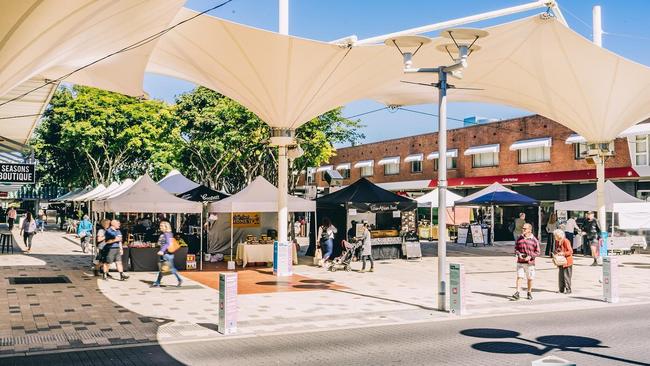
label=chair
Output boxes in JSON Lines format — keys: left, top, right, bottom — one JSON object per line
{"left": 0, "top": 232, "right": 14, "bottom": 254}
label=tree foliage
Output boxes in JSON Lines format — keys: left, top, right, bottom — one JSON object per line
{"left": 32, "top": 85, "right": 179, "bottom": 187}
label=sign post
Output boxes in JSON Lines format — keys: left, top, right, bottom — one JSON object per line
{"left": 449, "top": 263, "right": 466, "bottom": 315}
{"left": 218, "top": 272, "right": 238, "bottom": 335}
{"left": 602, "top": 256, "right": 619, "bottom": 303}
{"left": 273, "top": 241, "right": 292, "bottom": 277}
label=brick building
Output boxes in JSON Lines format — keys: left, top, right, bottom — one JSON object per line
{"left": 302, "top": 114, "right": 650, "bottom": 240}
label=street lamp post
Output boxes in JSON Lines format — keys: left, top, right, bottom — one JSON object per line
{"left": 387, "top": 29, "right": 488, "bottom": 311}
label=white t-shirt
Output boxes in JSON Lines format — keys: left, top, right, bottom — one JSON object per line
{"left": 563, "top": 218, "right": 577, "bottom": 233}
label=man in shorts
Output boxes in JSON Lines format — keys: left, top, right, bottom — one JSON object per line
{"left": 93, "top": 219, "right": 110, "bottom": 277}
{"left": 512, "top": 223, "right": 540, "bottom": 300}
{"left": 102, "top": 220, "right": 129, "bottom": 281}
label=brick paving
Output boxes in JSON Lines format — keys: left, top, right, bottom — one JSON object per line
{"left": 0, "top": 227, "right": 162, "bottom": 355}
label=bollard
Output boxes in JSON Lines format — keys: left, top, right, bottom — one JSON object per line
{"left": 531, "top": 355, "right": 575, "bottom": 366}
{"left": 273, "top": 241, "right": 293, "bottom": 277}
{"left": 449, "top": 263, "right": 465, "bottom": 315}
{"left": 218, "top": 272, "right": 237, "bottom": 335}
{"left": 602, "top": 256, "right": 619, "bottom": 303}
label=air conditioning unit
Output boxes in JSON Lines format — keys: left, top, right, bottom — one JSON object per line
{"left": 324, "top": 169, "right": 343, "bottom": 186}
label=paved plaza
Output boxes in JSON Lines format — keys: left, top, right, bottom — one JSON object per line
{"left": 0, "top": 227, "right": 648, "bottom": 362}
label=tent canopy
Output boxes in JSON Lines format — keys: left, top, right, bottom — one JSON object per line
{"left": 4, "top": 4, "right": 650, "bottom": 142}
{"left": 316, "top": 178, "right": 417, "bottom": 212}
{"left": 56, "top": 186, "right": 93, "bottom": 202}
{"left": 93, "top": 174, "right": 201, "bottom": 213}
{"left": 208, "top": 176, "right": 315, "bottom": 213}
{"left": 158, "top": 169, "right": 200, "bottom": 194}
{"left": 177, "top": 185, "right": 229, "bottom": 202}
{"left": 455, "top": 182, "right": 539, "bottom": 206}
{"left": 72, "top": 184, "right": 106, "bottom": 202}
{"left": 416, "top": 188, "right": 464, "bottom": 208}
{"left": 52, "top": 187, "right": 86, "bottom": 202}
{"left": 554, "top": 180, "right": 642, "bottom": 212}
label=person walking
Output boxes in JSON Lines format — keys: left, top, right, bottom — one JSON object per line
{"left": 20, "top": 212, "right": 37, "bottom": 253}
{"left": 359, "top": 222, "right": 374, "bottom": 273}
{"left": 93, "top": 219, "right": 110, "bottom": 277}
{"left": 37, "top": 209, "right": 46, "bottom": 232}
{"left": 512, "top": 223, "right": 541, "bottom": 301}
{"left": 317, "top": 218, "right": 337, "bottom": 267}
{"left": 102, "top": 220, "right": 129, "bottom": 281}
{"left": 7, "top": 207, "right": 16, "bottom": 231}
{"left": 545, "top": 213, "right": 559, "bottom": 256}
{"left": 582, "top": 211, "right": 601, "bottom": 266}
{"left": 77, "top": 215, "right": 92, "bottom": 253}
{"left": 513, "top": 212, "right": 526, "bottom": 241}
{"left": 151, "top": 221, "right": 182, "bottom": 288}
{"left": 553, "top": 229, "right": 574, "bottom": 294}
{"left": 563, "top": 215, "right": 578, "bottom": 252}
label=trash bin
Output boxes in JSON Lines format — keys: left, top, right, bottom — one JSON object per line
{"left": 531, "top": 355, "right": 576, "bottom": 366}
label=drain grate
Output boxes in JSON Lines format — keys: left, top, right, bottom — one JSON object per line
{"left": 8, "top": 276, "right": 71, "bottom": 285}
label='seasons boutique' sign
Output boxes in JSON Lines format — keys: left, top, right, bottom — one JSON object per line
{"left": 0, "top": 163, "right": 35, "bottom": 183}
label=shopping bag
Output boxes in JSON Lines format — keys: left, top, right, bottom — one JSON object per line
{"left": 159, "top": 260, "right": 172, "bottom": 275}
{"left": 313, "top": 247, "right": 322, "bottom": 266}
{"left": 552, "top": 253, "right": 567, "bottom": 267}
{"left": 167, "top": 238, "right": 180, "bottom": 253}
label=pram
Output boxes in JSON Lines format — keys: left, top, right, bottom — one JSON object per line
{"left": 329, "top": 239, "right": 362, "bottom": 272}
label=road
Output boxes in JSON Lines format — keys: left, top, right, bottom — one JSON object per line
{"left": 2, "top": 303, "right": 649, "bottom": 366}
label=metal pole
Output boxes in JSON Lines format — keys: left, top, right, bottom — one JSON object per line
{"left": 230, "top": 211, "right": 234, "bottom": 261}
{"left": 437, "top": 69, "right": 448, "bottom": 312}
{"left": 355, "top": 0, "right": 556, "bottom": 45}
{"left": 200, "top": 209, "right": 204, "bottom": 271}
{"left": 279, "top": 0, "right": 289, "bottom": 35}
{"left": 490, "top": 205, "right": 495, "bottom": 245}
{"left": 592, "top": 6, "right": 608, "bottom": 241}
{"left": 537, "top": 206, "right": 542, "bottom": 241}
{"left": 278, "top": 145, "right": 289, "bottom": 246}
{"left": 593, "top": 5, "right": 602, "bottom": 47}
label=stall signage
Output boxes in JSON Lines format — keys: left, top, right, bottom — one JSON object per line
{"left": 186, "top": 254, "right": 197, "bottom": 270}
{"left": 449, "top": 263, "right": 466, "bottom": 315}
{"left": 470, "top": 225, "right": 484, "bottom": 244}
{"left": 0, "top": 163, "right": 35, "bottom": 183}
{"left": 233, "top": 212, "right": 260, "bottom": 227}
{"left": 273, "top": 241, "right": 293, "bottom": 276}
{"left": 557, "top": 210, "right": 567, "bottom": 222}
{"left": 602, "top": 256, "right": 619, "bottom": 303}
{"left": 348, "top": 208, "right": 357, "bottom": 216}
{"left": 218, "top": 272, "right": 238, "bottom": 335}
{"left": 368, "top": 203, "right": 398, "bottom": 212}
{"left": 392, "top": 210, "right": 401, "bottom": 218}
{"left": 457, "top": 227, "right": 469, "bottom": 244}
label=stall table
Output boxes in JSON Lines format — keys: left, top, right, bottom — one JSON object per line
{"left": 236, "top": 243, "right": 298, "bottom": 267}
{"left": 371, "top": 237, "right": 402, "bottom": 260}
{"left": 128, "top": 246, "right": 188, "bottom": 271}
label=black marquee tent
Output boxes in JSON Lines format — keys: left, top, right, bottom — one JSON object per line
{"left": 176, "top": 185, "right": 229, "bottom": 202}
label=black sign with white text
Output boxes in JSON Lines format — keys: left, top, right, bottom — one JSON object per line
{"left": 0, "top": 163, "right": 35, "bottom": 183}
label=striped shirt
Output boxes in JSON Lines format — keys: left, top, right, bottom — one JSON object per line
{"left": 515, "top": 234, "right": 541, "bottom": 264}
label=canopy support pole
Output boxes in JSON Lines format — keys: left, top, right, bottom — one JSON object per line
{"left": 436, "top": 69, "right": 448, "bottom": 312}
{"left": 230, "top": 211, "right": 234, "bottom": 266}
{"left": 537, "top": 206, "right": 542, "bottom": 241}
{"left": 200, "top": 210, "right": 204, "bottom": 271}
{"left": 490, "top": 205, "right": 495, "bottom": 245}
{"left": 596, "top": 156, "right": 607, "bottom": 237}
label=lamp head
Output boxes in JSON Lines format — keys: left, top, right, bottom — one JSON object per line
{"left": 385, "top": 35, "right": 431, "bottom": 68}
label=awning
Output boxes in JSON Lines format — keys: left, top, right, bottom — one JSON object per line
{"left": 354, "top": 160, "right": 374, "bottom": 168}
{"left": 404, "top": 153, "right": 424, "bottom": 163}
{"left": 378, "top": 156, "right": 400, "bottom": 165}
{"left": 335, "top": 163, "right": 351, "bottom": 170}
{"left": 509, "top": 137, "right": 552, "bottom": 151}
{"left": 427, "top": 149, "right": 458, "bottom": 160}
{"left": 316, "top": 165, "right": 333, "bottom": 172}
{"left": 565, "top": 134, "right": 587, "bottom": 144}
{"left": 464, "top": 144, "right": 500, "bottom": 156}
{"left": 618, "top": 123, "right": 650, "bottom": 138}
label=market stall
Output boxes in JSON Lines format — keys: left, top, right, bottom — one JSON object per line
{"left": 415, "top": 188, "right": 469, "bottom": 241}
{"left": 313, "top": 178, "right": 417, "bottom": 260}
{"left": 177, "top": 185, "right": 230, "bottom": 254}
{"left": 93, "top": 174, "right": 202, "bottom": 271}
{"left": 455, "top": 182, "right": 539, "bottom": 245}
{"left": 208, "top": 176, "right": 314, "bottom": 267}
{"left": 158, "top": 169, "right": 200, "bottom": 195}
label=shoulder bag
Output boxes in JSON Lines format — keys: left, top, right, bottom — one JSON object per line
{"left": 167, "top": 237, "right": 180, "bottom": 253}
{"left": 552, "top": 253, "right": 567, "bottom": 267}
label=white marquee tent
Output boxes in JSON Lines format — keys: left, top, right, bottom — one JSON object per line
{"left": 416, "top": 188, "right": 463, "bottom": 208}
{"left": 158, "top": 169, "right": 200, "bottom": 195}
{"left": 92, "top": 179, "right": 134, "bottom": 201}
{"left": 554, "top": 180, "right": 643, "bottom": 212}
{"left": 72, "top": 184, "right": 106, "bottom": 202}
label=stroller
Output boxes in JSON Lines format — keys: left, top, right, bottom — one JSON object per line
{"left": 329, "top": 239, "right": 362, "bottom": 272}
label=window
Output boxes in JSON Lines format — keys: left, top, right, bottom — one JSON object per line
{"left": 433, "top": 157, "right": 458, "bottom": 171}
{"left": 384, "top": 162, "right": 399, "bottom": 175}
{"left": 306, "top": 171, "right": 315, "bottom": 184}
{"left": 339, "top": 168, "right": 350, "bottom": 179}
{"left": 360, "top": 165, "right": 373, "bottom": 177}
{"left": 411, "top": 160, "right": 422, "bottom": 173}
{"left": 519, "top": 146, "right": 550, "bottom": 163}
{"left": 472, "top": 152, "right": 499, "bottom": 168}
{"left": 574, "top": 143, "right": 588, "bottom": 159}
{"left": 635, "top": 136, "right": 649, "bottom": 165}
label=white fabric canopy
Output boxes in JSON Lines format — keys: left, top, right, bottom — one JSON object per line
{"left": 404, "top": 153, "right": 424, "bottom": 163}
{"left": 378, "top": 156, "right": 400, "bottom": 165}
{"left": 612, "top": 202, "right": 650, "bottom": 229}
{"left": 416, "top": 188, "right": 463, "bottom": 208}
{"left": 92, "top": 180, "right": 134, "bottom": 200}
{"left": 354, "top": 160, "right": 374, "bottom": 168}
{"left": 316, "top": 165, "right": 333, "bottom": 172}
{"left": 335, "top": 163, "right": 351, "bottom": 170}
{"left": 158, "top": 169, "right": 200, "bottom": 194}
{"left": 554, "top": 181, "right": 643, "bottom": 212}
{"left": 427, "top": 149, "right": 458, "bottom": 160}
{"left": 60, "top": 186, "right": 93, "bottom": 202}
{"left": 72, "top": 184, "right": 106, "bottom": 202}
{"left": 464, "top": 144, "right": 500, "bottom": 156}
{"left": 93, "top": 174, "right": 201, "bottom": 213}
{"left": 208, "top": 176, "right": 315, "bottom": 213}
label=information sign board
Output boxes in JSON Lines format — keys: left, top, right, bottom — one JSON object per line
{"left": 602, "top": 256, "right": 619, "bottom": 303}
{"left": 273, "top": 241, "right": 292, "bottom": 276}
{"left": 449, "top": 263, "right": 466, "bottom": 315}
{"left": 218, "top": 272, "right": 238, "bottom": 335}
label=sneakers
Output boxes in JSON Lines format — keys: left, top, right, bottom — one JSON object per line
{"left": 102, "top": 272, "right": 108, "bottom": 281}
{"left": 369, "top": 268, "right": 374, "bottom": 272}
{"left": 511, "top": 291, "right": 520, "bottom": 300}
{"left": 119, "top": 273, "right": 130, "bottom": 281}
{"left": 527, "top": 292, "right": 533, "bottom": 300}
{"left": 177, "top": 280, "right": 183, "bottom": 287}
{"left": 591, "top": 261, "right": 598, "bottom": 266}
{"left": 150, "top": 283, "right": 161, "bottom": 288}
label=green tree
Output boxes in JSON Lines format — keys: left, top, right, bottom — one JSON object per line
{"left": 173, "top": 87, "right": 364, "bottom": 192}
{"left": 32, "top": 85, "right": 179, "bottom": 187}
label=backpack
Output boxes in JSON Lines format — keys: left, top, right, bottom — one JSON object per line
{"left": 320, "top": 226, "right": 330, "bottom": 242}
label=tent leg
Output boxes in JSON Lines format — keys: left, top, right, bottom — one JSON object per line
{"left": 537, "top": 206, "right": 542, "bottom": 241}
{"left": 230, "top": 212, "right": 234, "bottom": 270}
{"left": 490, "top": 205, "right": 495, "bottom": 245}
{"left": 200, "top": 212, "right": 203, "bottom": 271}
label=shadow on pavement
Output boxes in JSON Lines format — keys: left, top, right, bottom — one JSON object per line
{"left": 461, "top": 327, "right": 647, "bottom": 365}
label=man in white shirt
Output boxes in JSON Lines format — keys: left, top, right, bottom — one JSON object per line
{"left": 563, "top": 216, "right": 578, "bottom": 251}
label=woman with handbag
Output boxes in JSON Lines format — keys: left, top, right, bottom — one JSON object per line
{"left": 20, "top": 212, "right": 37, "bottom": 253}
{"left": 317, "top": 218, "right": 337, "bottom": 268}
{"left": 552, "top": 229, "right": 573, "bottom": 294}
{"left": 151, "top": 221, "right": 182, "bottom": 288}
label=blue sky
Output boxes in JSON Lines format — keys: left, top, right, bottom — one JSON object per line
{"left": 143, "top": 0, "right": 650, "bottom": 145}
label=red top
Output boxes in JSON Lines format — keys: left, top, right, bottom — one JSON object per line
{"left": 555, "top": 238, "right": 574, "bottom": 267}
{"left": 515, "top": 235, "right": 541, "bottom": 264}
